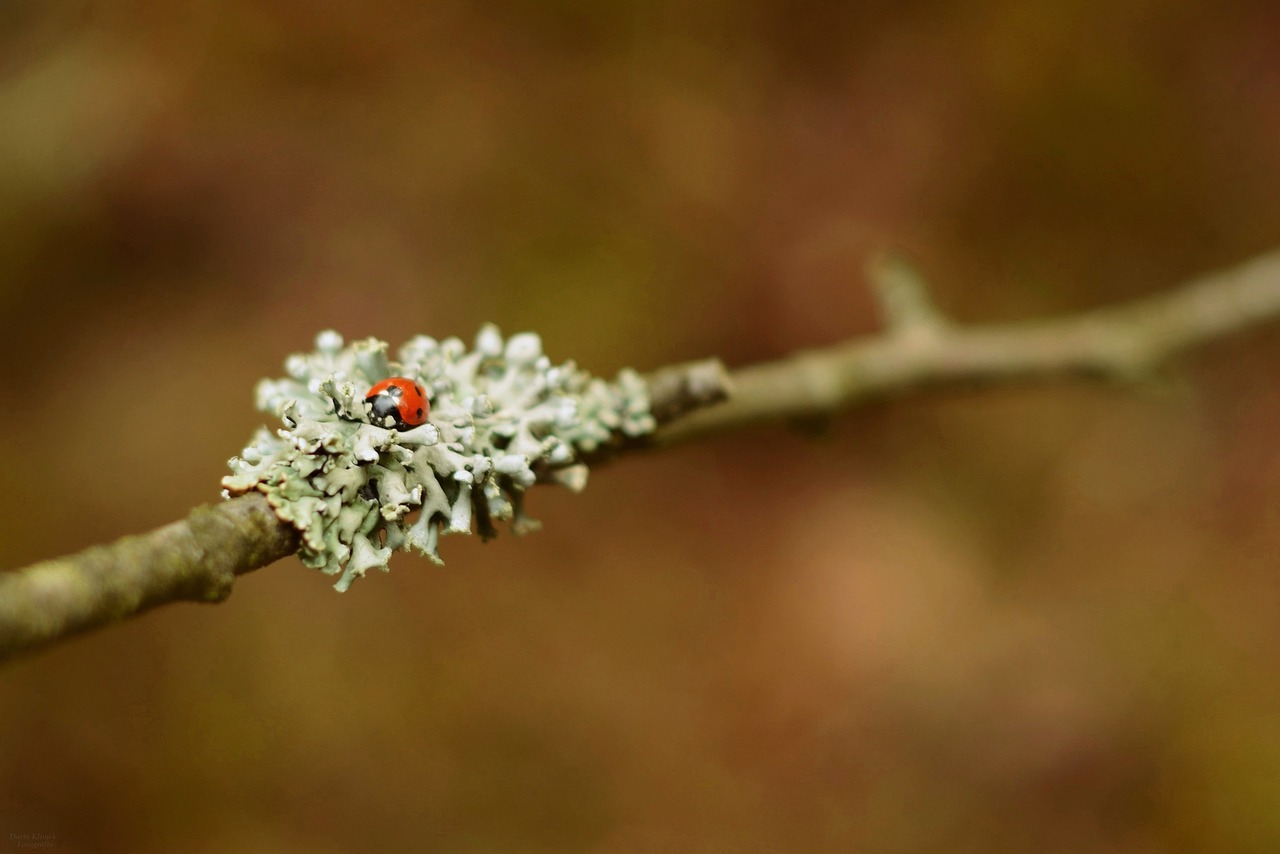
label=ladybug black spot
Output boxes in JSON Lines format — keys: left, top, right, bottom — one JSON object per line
{"left": 416, "top": 408, "right": 424, "bottom": 417}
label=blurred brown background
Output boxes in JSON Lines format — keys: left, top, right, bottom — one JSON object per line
{"left": 2, "top": 1, "right": 1280, "bottom": 852}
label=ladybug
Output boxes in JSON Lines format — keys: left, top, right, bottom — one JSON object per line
{"left": 364, "top": 377, "right": 429, "bottom": 431}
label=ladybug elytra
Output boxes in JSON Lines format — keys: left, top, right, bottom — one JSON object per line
{"left": 364, "top": 377, "right": 429, "bottom": 431}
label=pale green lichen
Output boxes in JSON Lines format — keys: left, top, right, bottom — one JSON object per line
{"left": 222, "top": 327, "right": 656, "bottom": 591}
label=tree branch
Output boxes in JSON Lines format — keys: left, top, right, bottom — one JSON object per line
{"left": 5, "top": 247, "right": 1280, "bottom": 663}
{"left": 0, "top": 494, "right": 297, "bottom": 662}
{"left": 655, "top": 249, "right": 1280, "bottom": 446}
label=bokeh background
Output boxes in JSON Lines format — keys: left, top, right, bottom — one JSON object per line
{"left": 2, "top": 2, "right": 1280, "bottom": 851}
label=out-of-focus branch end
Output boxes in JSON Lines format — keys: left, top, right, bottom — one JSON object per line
{"left": 866, "top": 250, "right": 951, "bottom": 338}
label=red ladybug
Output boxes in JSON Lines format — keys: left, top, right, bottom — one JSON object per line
{"left": 364, "top": 377, "right": 429, "bottom": 431}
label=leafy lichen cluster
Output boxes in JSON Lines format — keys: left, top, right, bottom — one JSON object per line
{"left": 222, "top": 327, "right": 655, "bottom": 591}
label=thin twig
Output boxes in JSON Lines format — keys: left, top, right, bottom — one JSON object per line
{"left": 655, "top": 248, "right": 1280, "bottom": 445}
{"left": 4, "top": 248, "right": 1280, "bottom": 663}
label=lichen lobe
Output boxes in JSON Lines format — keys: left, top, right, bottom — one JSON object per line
{"left": 222, "top": 327, "right": 655, "bottom": 590}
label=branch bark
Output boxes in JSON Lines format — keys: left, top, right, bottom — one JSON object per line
{"left": 0, "top": 494, "right": 297, "bottom": 662}
{"left": 656, "top": 249, "right": 1280, "bottom": 445}
{"left": 5, "top": 247, "right": 1280, "bottom": 663}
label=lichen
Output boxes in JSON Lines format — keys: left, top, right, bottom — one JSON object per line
{"left": 222, "top": 327, "right": 656, "bottom": 590}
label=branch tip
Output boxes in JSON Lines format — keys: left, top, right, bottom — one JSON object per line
{"left": 866, "top": 251, "right": 949, "bottom": 336}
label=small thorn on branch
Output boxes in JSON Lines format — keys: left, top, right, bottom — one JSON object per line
{"left": 867, "top": 251, "right": 950, "bottom": 338}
